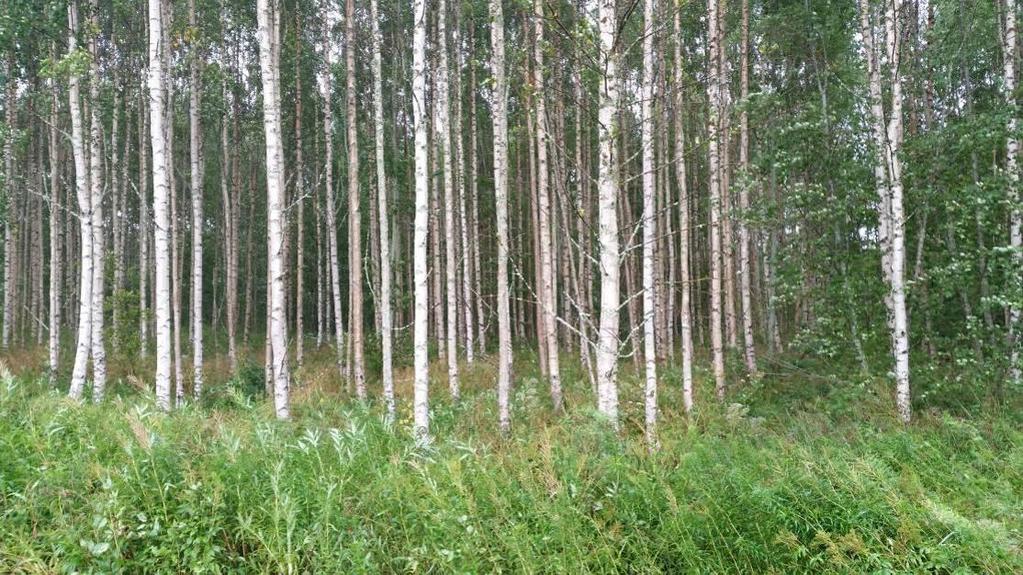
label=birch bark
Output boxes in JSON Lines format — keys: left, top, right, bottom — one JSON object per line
{"left": 596, "top": 0, "right": 621, "bottom": 427}
{"left": 257, "top": 0, "right": 291, "bottom": 419}
{"left": 413, "top": 0, "right": 432, "bottom": 437}
{"left": 370, "top": 0, "right": 395, "bottom": 417}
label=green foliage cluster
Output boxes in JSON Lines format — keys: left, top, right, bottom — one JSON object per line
{"left": 1, "top": 361, "right": 1020, "bottom": 573}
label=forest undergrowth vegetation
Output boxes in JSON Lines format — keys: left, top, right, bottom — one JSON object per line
{"left": 1, "top": 343, "right": 1021, "bottom": 573}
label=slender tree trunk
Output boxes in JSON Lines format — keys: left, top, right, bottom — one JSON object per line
{"left": 596, "top": 0, "right": 621, "bottom": 428}
{"left": 412, "top": 0, "right": 431, "bottom": 438}
{"left": 67, "top": 2, "right": 93, "bottom": 401}
{"left": 315, "top": 117, "right": 325, "bottom": 347}
{"left": 221, "top": 50, "right": 238, "bottom": 374}
{"left": 257, "top": 0, "right": 291, "bottom": 419}
{"left": 641, "top": 0, "right": 658, "bottom": 449}
{"left": 87, "top": 0, "right": 107, "bottom": 401}
{"left": 294, "top": 19, "right": 305, "bottom": 366}
{"left": 149, "top": 0, "right": 172, "bottom": 409}
{"left": 452, "top": 5, "right": 475, "bottom": 365}
{"left": 1003, "top": 0, "right": 1021, "bottom": 383}
{"left": 490, "top": 0, "right": 512, "bottom": 434}
{"left": 707, "top": 0, "right": 727, "bottom": 399}
{"left": 139, "top": 86, "right": 150, "bottom": 359}
{"left": 437, "top": 0, "right": 460, "bottom": 399}
{"left": 469, "top": 32, "right": 485, "bottom": 355}
{"left": 738, "top": 0, "right": 758, "bottom": 376}
{"left": 189, "top": 0, "right": 204, "bottom": 400}
{"left": 2, "top": 58, "right": 13, "bottom": 351}
{"left": 345, "top": 0, "right": 365, "bottom": 398}
{"left": 319, "top": 2, "right": 346, "bottom": 380}
{"left": 675, "top": 7, "right": 694, "bottom": 412}
{"left": 370, "top": 0, "right": 394, "bottom": 418}
{"left": 48, "top": 60, "right": 62, "bottom": 378}
{"left": 534, "top": 0, "right": 562, "bottom": 412}
{"left": 859, "top": 0, "right": 911, "bottom": 423}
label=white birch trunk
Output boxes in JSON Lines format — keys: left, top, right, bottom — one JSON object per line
{"left": 371, "top": 0, "right": 395, "bottom": 418}
{"left": 1, "top": 59, "right": 11, "bottom": 351}
{"left": 738, "top": 0, "right": 758, "bottom": 376}
{"left": 490, "top": 0, "right": 513, "bottom": 434}
{"left": 346, "top": 0, "right": 366, "bottom": 399}
{"left": 437, "top": 0, "right": 461, "bottom": 399}
{"left": 412, "top": 0, "right": 432, "bottom": 438}
{"left": 257, "top": 0, "right": 291, "bottom": 420}
{"left": 707, "top": 0, "right": 727, "bottom": 400}
{"left": 674, "top": 7, "right": 694, "bottom": 414}
{"left": 596, "top": 0, "right": 621, "bottom": 428}
{"left": 67, "top": 2, "right": 93, "bottom": 401}
{"left": 859, "top": 0, "right": 910, "bottom": 423}
{"left": 1003, "top": 0, "right": 1022, "bottom": 383}
{"left": 88, "top": 0, "right": 107, "bottom": 401}
{"left": 641, "top": 0, "right": 658, "bottom": 449}
{"left": 318, "top": 1, "right": 346, "bottom": 380}
{"left": 294, "top": 26, "right": 305, "bottom": 367}
{"left": 150, "top": 0, "right": 173, "bottom": 410}
{"left": 534, "top": 0, "right": 563, "bottom": 412}
{"left": 139, "top": 94, "right": 150, "bottom": 360}
{"left": 189, "top": 0, "right": 204, "bottom": 400}
{"left": 48, "top": 64, "right": 61, "bottom": 378}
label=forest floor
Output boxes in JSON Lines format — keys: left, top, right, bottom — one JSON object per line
{"left": 0, "top": 344, "right": 1021, "bottom": 573}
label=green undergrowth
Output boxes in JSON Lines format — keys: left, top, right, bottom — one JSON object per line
{"left": 0, "top": 356, "right": 1021, "bottom": 574}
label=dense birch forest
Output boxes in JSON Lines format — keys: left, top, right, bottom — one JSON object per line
{"left": 0, "top": 0, "right": 1022, "bottom": 571}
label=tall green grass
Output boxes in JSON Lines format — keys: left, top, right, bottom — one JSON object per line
{"left": 0, "top": 356, "right": 1021, "bottom": 573}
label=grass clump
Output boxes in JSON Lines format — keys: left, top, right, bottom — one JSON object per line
{"left": 0, "top": 355, "right": 1021, "bottom": 573}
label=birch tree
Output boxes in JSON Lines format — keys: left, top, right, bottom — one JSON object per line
{"left": 596, "top": 0, "right": 621, "bottom": 428}
{"left": 149, "top": 0, "right": 172, "bottom": 410}
{"left": 437, "top": 0, "right": 461, "bottom": 399}
{"left": 66, "top": 1, "right": 94, "bottom": 401}
{"left": 674, "top": 5, "right": 694, "bottom": 414}
{"left": 858, "top": 0, "right": 910, "bottom": 423}
{"left": 707, "top": 0, "right": 727, "bottom": 399}
{"left": 1, "top": 56, "right": 13, "bottom": 352}
{"left": 490, "top": 0, "right": 513, "bottom": 434}
{"left": 346, "top": 0, "right": 366, "bottom": 398}
{"left": 1003, "top": 0, "right": 1021, "bottom": 383}
{"left": 48, "top": 58, "right": 61, "bottom": 378}
{"left": 189, "top": 0, "right": 204, "bottom": 400}
{"left": 534, "top": 0, "right": 562, "bottom": 412}
{"left": 738, "top": 0, "right": 758, "bottom": 376}
{"left": 412, "top": 0, "right": 431, "bottom": 438}
{"left": 256, "top": 0, "right": 291, "bottom": 419}
{"left": 318, "top": 0, "right": 345, "bottom": 380}
{"left": 641, "top": 0, "right": 658, "bottom": 448}
{"left": 371, "top": 0, "right": 395, "bottom": 418}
